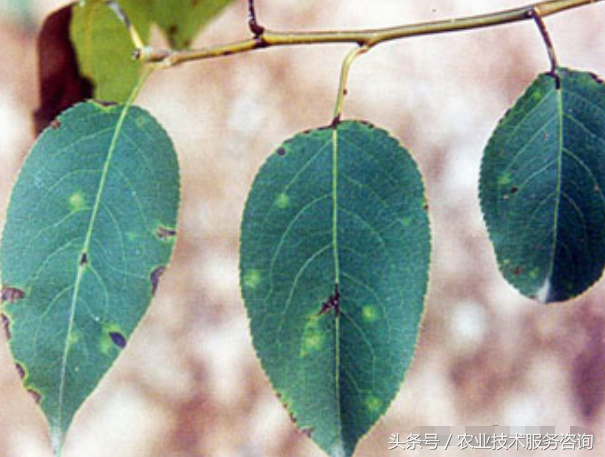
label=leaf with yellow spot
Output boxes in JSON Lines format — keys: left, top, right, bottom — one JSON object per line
{"left": 240, "top": 121, "right": 430, "bottom": 457}
{"left": 0, "top": 101, "right": 180, "bottom": 454}
{"left": 480, "top": 69, "right": 605, "bottom": 302}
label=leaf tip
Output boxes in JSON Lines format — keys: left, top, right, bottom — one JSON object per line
{"left": 50, "top": 425, "right": 66, "bottom": 457}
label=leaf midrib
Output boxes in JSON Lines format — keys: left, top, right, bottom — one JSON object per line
{"left": 331, "top": 126, "right": 344, "bottom": 453}
{"left": 56, "top": 102, "right": 133, "bottom": 432}
{"left": 544, "top": 82, "right": 564, "bottom": 298}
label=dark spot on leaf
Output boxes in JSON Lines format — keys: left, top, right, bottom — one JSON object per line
{"left": 168, "top": 24, "right": 178, "bottom": 37}
{"left": 50, "top": 119, "right": 62, "bottom": 129}
{"left": 27, "top": 389, "right": 41, "bottom": 404}
{"left": 423, "top": 202, "right": 429, "bottom": 211}
{"left": 589, "top": 72, "right": 605, "bottom": 86}
{"left": 301, "top": 427, "right": 314, "bottom": 437}
{"left": 357, "top": 120, "right": 376, "bottom": 129}
{"left": 1, "top": 287, "right": 25, "bottom": 303}
{"left": 33, "top": 5, "right": 93, "bottom": 134}
{"left": 330, "top": 115, "right": 341, "bottom": 129}
{"left": 15, "top": 363, "right": 25, "bottom": 380}
{"left": 109, "top": 331, "right": 127, "bottom": 349}
{"left": 513, "top": 266, "right": 522, "bottom": 276}
{"left": 510, "top": 186, "right": 519, "bottom": 194}
{"left": 151, "top": 267, "right": 166, "bottom": 296}
{"left": 277, "top": 147, "right": 286, "bottom": 156}
{"left": 319, "top": 284, "right": 340, "bottom": 316}
{"left": 192, "top": 0, "right": 200, "bottom": 5}
{"left": 156, "top": 227, "right": 177, "bottom": 240}
{"left": 183, "top": 39, "right": 192, "bottom": 48}
{"left": 95, "top": 100, "right": 118, "bottom": 108}
{"left": 80, "top": 252, "right": 88, "bottom": 266}
{"left": 1, "top": 314, "right": 11, "bottom": 340}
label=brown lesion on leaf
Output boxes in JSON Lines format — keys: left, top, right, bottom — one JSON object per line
{"left": 27, "top": 389, "right": 41, "bottom": 404}
{"left": 330, "top": 114, "right": 342, "bottom": 129}
{"left": 513, "top": 266, "right": 523, "bottom": 276}
{"left": 151, "top": 266, "right": 167, "bottom": 296}
{"left": 319, "top": 284, "right": 340, "bottom": 317}
{"left": 156, "top": 226, "right": 177, "bottom": 240}
{"left": 50, "top": 119, "right": 62, "bottom": 129}
{"left": 80, "top": 252, "right": 88, "bottom": 266}
{"left": 109, "top": 331, "right": 127, "bottom": 349}
{"left": 1, "top": 286, "right": 25, "bottom": 303}
{"left": 15, "top": 363, "right": 25, "bottom": 380}
{"left": 300, "top": 427, "right": 314, "bottom": 438}
{"left": 1, "top": 314, "right": 11, "bottom": 341}
{"left": 93, "top": 100, "right": 118, "bottom": 108}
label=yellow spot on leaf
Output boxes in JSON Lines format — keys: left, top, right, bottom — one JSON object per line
{"left": 362, "top": 305, "right": 379, "bottom": 323}
{"left": 498, "top": 172, "right": 512, "bottom": 186}
{"left": 68, "top": 330, "right": 80, "bottom": 348}
{"left": 99, "top": 323, "right": 124, "bottom": 355}
{"left": 244, "top": 270, "right": 261, "bottom": 289}
{"left": 69, "top": 191, "right": 86, "bottom": 212}
{"left": 275, "top": 193, "right": 290, "bottom": 209}
{"left": 301, "top": 316, "right": 325, "bottom": 357}
{"left": 366, "top": 395, "right": 382, "bottom": 413}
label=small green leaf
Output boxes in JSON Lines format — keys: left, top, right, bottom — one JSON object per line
{"left": 151, "top": 0, "right": 236, "bottom": 49}
{"left": 0, "top": 101, "right": 180, "bottom": 452}
{"left": 480, "top": 68, "right": 605, "bottom": 303}
{"left": 240, "top": 121, "right": 430, "bottom": 456}
{"left": 70, "top": 0, "right": 152, "bottom": 103}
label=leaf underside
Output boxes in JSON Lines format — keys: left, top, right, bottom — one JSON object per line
{"left": 70, "top": 0, "right": 152, "bottom": 103}
{"left": 151, "top": 0, "right": 237, "bottom": 49}
{"left": 480, "top": 68, "right": 605, "bottom": 303}
{"left": 0, "top": 101, "right": 180, "bottom": 450}
{"left": 240, "top": 121, "right": 430, "bottom": 457}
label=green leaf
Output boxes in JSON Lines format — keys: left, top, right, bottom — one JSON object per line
{"left": 151, "top": 0, "right": 236, "bottom": 49}
{"left": 240, "top": 121, "right": 430, "bottom": 457}
{"left": 0, "top": 101, "right": 180, "bottom": 452}
{"left": 70, "top": 0, "right": 152, "bottom": 103}
{"left": 480, "top": 68, "right": 605, "bottom": 303}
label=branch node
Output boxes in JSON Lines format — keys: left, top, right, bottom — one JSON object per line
{"left": 253, "top": 36, "right": 269, "bottom": 49}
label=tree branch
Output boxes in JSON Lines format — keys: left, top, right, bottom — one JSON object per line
{"left": 136, "top": 0, "right": 603, "bottom": 67}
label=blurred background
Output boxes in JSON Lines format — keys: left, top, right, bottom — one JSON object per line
{"left": 1, "top": 0, "right": 605, "bottom": 456}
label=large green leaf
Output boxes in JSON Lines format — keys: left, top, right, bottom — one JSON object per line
{"left": 151, "top": 0, "right": 236, "bottom": 49}
{"left": 70, "top": 0, "right": 152, "bottom": 103}
{"left": 240, "top": 121, "right": 430, "bottom": 457}
{"left": 0, "top": 101, "right": 180, "bottom": 452}
{"left": 480, "top": 68, "right": 605, "bottom": 303}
